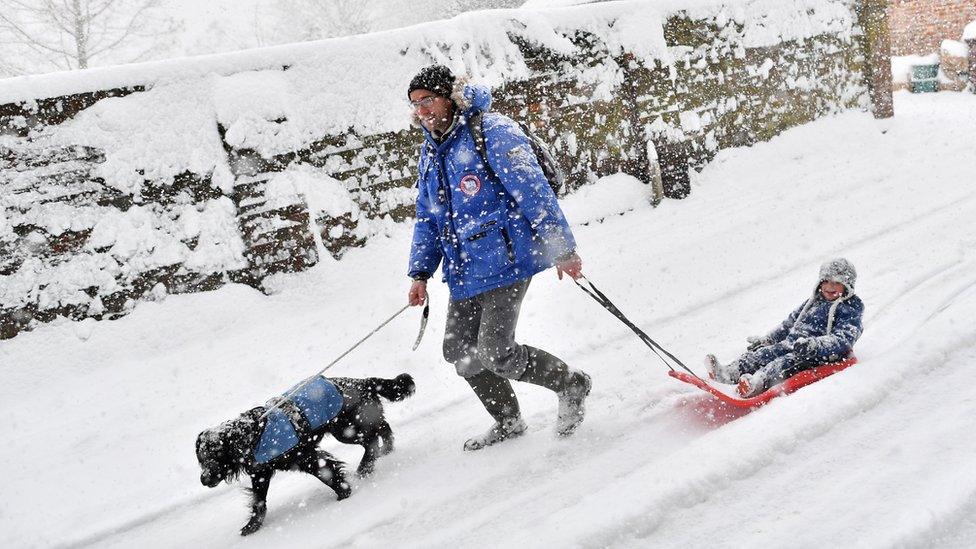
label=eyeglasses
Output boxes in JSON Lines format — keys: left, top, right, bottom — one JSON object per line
{"left": 410, "top": 96, "right": 438, "bottom": 110}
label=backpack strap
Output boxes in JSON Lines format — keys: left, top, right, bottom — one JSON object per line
{"left": 470, "top": 110, "right": 563, "bottom": 198}
{"left": 468, "top": 110, "right": 497, "bottom": 180}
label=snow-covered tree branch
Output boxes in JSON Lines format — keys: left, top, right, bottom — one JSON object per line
{"left": 0, "top": 0, "right": 180, "bottom": 75}
{"left": 265, "top": 0, "right": 526, "bottom": 44}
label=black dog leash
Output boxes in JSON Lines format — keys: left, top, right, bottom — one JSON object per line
{"left": 260, "top": 300, "right": 430, "bottom": 421}
{"left": 573, "top": 276, "right": 703, "bottom": 381}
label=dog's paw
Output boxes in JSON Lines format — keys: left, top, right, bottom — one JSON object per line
{"left": 357, "top": 462, "right": 375, "bottom": 478}
{"left": 240, "top": 517, "right": 264, "bottom": 536}
{"left": 335, "top": 481, "right": 353, "bottom": 500}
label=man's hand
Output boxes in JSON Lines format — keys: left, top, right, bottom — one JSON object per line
{"left": 408, "top": 280, "right": 428, "bottom": 306}
{"left": 556, "top": 252, "right": 583, "bottom": 280}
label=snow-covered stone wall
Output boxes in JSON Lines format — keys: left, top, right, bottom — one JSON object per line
{"left": 0, "top": 0, "right": 887, "bottom": 339}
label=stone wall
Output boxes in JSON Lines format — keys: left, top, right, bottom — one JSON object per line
{"left": 0, "top": 0, "right": 890, "bottom": 340}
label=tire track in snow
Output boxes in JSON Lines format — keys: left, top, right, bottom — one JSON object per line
{"left": 864, "top": 257, "right": 965, "bottom": 324}
{"left": 903, "top": 488, "right": 976, "bottom": 549}
{"left": 861, "top": 261, "right": 976, "bottom": 358}
{"left": 55, "top": 491, "right": 225, "bottom": 549}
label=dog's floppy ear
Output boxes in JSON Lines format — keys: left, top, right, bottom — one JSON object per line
{"left": 195, "top": 430, "right": 210, "bottom": 457}
{"left": 196, "top": 429, "right": 210, "bottom": 448}
{"left": 197, "top": 427, "right": 220, "bottom": 450}
{"left": 196, "top": 426, "right": 236, "bottom": 469}
{"left": 196, "top": 425, "right": 244, "bottom": 486}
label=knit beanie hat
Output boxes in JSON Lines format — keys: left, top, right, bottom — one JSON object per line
{"left": 407, "top": 65, "right": 456, "bottom": 98}
{"left": 819, "top": 258, "right": 857, "bottom": 294}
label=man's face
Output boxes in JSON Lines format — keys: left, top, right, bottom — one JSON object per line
{"left": 819, "top": 280, "right": 845, "bottom": 301}
{"left": 409, "top": 89, "right": 454, "bottom": 135}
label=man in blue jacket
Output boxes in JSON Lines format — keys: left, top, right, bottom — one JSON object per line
{"left": 405, "top": 65, "right": 591, "bottom": 450}
{"left": 706, "top": 258, "right": 864, "bottom": 397}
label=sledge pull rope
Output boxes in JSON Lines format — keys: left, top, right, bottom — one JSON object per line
{"left": 260, "top": 299, "right": 430, "bottom": 421}
{"left": 573, "top": 276, "right": 703, "bottom": 381}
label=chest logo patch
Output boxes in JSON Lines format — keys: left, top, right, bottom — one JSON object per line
{"left": 459, "top": 174, "right": 482, "bottom": 197}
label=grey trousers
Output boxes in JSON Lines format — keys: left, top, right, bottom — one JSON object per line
{"left": 443, "top": 278, "right": 532, "bottom": 380}
{"left": 443, "top": 278, "right": 571, "bottom": 422}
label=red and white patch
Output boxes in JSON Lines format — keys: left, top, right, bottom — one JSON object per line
{"left": 458, "top": 174, "right": 482, "bottom": 197}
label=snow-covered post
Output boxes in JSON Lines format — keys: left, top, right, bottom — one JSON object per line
{"left": 655, "top": 141, "right": 691, "bottom": 200}
{"left": 618, "top": 52, "right": 664, "bottom": 204}
{"left": 856, "top": 0, "right": 894, "bottom": 118}
{"left": 968, "top": 39, "right": 976, "bottom": 93}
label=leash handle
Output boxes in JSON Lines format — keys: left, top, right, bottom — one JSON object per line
{"left": 573, "top": 275, "right": 702, "bottom": 380}
{"left": 412, "top": 299, "right": 430, "bottom": 351}
{"left": 260, "top": 303, "right": 414, "bottom": 420}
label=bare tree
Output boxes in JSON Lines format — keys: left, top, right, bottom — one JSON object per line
{"left": 267, "top": 0, "right": 377, "bottom": 44}
{"left": 449, "top": 0, "right": 526, "bottom": 15}
{"left": 0, "top": 0, "right": 180, "bottom": 74}
{"left": 0, "top": 30, "right": 26, "bottom": 76}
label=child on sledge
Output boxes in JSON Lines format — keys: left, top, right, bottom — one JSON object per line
{"left": 706, "top": 258, "right": 864, "bottom": 398}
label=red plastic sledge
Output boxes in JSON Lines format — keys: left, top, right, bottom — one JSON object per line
{"left": 669, "top": 356, "right": 858, "bottom": 408}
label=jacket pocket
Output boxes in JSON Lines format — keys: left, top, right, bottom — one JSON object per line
{"left": 457, "top": 212, "right": 513, "bottom": 280}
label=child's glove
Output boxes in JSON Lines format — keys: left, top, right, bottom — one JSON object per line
{"left": 792, "top": 337, "right": 817, "bottom": 358}
{"left": 746, "top": 335, "right": 771, "bottom": 351}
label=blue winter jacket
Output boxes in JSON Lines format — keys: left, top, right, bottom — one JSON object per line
{"left": 766, "top": 291, "right": 864, "bottom": 361}
{"left": 408, "top": 85, "right": 577, "bottom": 300}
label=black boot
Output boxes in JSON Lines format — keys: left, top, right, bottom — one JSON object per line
{"left": 519, "top": 346, "right": 591, "bottom": 437}
{"left": 518, "top": 346, "right": 572, "bottom": 392}
{"left": 466, "top": 369, "right": 520, "bottom": 422}
{"left": 463, "top": 370, "right": 526, "bottom": 451}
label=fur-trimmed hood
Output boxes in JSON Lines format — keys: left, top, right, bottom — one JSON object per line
{"left": 410, "top": 79, "right": 492, "bottom": 131}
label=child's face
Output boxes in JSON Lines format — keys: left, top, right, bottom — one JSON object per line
{"left": 819, "top": 280, "right": 846, "bottom": 301}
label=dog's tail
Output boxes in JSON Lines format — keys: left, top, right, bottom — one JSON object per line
{"left": 369, "top": 373, "right": 415, "bottom": 402}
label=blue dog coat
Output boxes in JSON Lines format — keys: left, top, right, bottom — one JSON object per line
{"left": 253, "top": 376, "right": 344, "bottom": 464}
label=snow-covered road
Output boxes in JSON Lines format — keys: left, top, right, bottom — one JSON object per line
{"left": 2, "top": 92, "right": 975, "bottom": 548}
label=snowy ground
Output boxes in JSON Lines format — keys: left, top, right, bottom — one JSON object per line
{"left": 2, "top": 91, "right": 975, "bottom": 548}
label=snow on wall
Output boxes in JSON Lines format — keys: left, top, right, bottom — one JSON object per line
{"left": 2, "top": 1, "right": 859, "bottom": 135}
{"left": 0, "top": 0, "right": 874, "bottom": 339}
{"left": 966, "top": 20, "right": 976, "bottom": 41}
{"left": 48, "top": 78, "right": 231, "bottom": 195}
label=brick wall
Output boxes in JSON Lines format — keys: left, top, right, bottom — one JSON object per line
{"left": 888, "top": 0, "right": 976, "bottom": 55}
